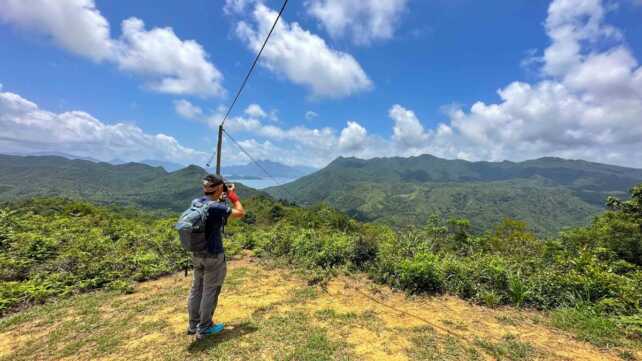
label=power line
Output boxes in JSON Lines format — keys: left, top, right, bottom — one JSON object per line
{"left": 206, "top": 0, "right": 289, "bottom": 167}
{"left": 222, "top": 129, "right": 298, "bottom": 200}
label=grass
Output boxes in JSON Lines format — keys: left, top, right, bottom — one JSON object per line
{"left": 550, "top": 305, "right": 625, "bottom": 348}
{"left": 407, "top": 325, "right": 482, "bottom": 361}
{"left": 1, "top": 259, "right": 638, "bottom": 361}
{"left": 474, "top": 334, "right": 537, "bottom": 360}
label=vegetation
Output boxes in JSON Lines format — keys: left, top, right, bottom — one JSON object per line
{"left": 0, "top": 179, "right": 640, "bottom": 351}
{"left": 233, "top": 185, "right": 642, "bottom": 349}
{"left": 266, "top": 154, "right": 642, "bottom": 235}
{"left": 3, "top": 261, "right": 598, "bottom": 361}
{"left": 0, "top": 198, "right": 190, "bottom": 314}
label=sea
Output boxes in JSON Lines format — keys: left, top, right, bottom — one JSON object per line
{"left": 228, "top": 177, "right": 296, "bottom": 190}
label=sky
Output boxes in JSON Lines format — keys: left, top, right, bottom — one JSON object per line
{"left": 1, "top": 0, "right": 642, "bottom": 169}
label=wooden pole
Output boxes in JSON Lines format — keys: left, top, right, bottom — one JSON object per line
{"left": 215, "top": 125, "right": 223, "bottom": 175}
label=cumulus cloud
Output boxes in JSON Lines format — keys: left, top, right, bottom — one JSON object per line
{"left": 235, "top": 3, "right": 372, "bottom": 98}
{"left": 338, "top": 121, "right": 368, "bottom": 152}
{"left": 306, "top": 0, "right": 408, "bottom": 45}
{"left": 222, "top": 0, "right": 642, "bottom": 168}
{"left": 0, "top": 0, "right": 113, "bottom": 61}
{"left": 223, "top": 0, "right": 257, "bottom": 14}
{"left": 0, "top": 0, "right": 224, "bottom": 97}
{"left": 114, "top": 18, "right": 224, "bottom": 97}
{"left": 379, "top": 0, "right": 642, "bottom": 168}
{"left": 0, "top": 90, "right": 209, "bottom": 164}
{"left": 174, "top": 98, "right": 386, "bottom": 166}
{"left": 389, "top": 104, "right": 430, "bottom": 150}
{"left": 174, "top": 99, "right": 203, "bottom": 120}
{"left": 244, "top": 103, "right": 267, "bottom": 118}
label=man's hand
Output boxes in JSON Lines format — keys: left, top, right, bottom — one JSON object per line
{"left": 226, "top": 183, "right": 235, "bottom": 192}
{"left": 226, "top": 183, "right": 240, "bottom": 203}
{"left": 225, "top": 183, "right": 244, "bottom": 219}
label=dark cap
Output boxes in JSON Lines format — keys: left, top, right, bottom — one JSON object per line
{"left": 202, "top": 174, "right": 224, "bottom": 187}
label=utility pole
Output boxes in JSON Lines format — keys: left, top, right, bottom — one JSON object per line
{"left": 215, "top": 124, "right": 223, "bottom": 175}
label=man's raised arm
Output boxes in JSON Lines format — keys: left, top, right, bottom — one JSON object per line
{"left": 225, "top": 184, "right": 245, "bottom": 219}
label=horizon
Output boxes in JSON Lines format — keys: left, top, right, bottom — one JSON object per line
{"left": 4, "top": 151, "right": 642, "bottom": 172}
{"left": 1, "top": 0, "right": 642, "bottom": 169}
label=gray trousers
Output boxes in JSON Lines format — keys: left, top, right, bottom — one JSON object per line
{"left": 188, "top": 252, "right": 227, "bottom": 333}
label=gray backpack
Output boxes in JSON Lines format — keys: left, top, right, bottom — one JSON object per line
{"left": 175, "top": 198, "right": 216, "bottom": 252}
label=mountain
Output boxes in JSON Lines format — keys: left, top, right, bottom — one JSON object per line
{"left": 0, "top": 154, "right": 266, "bottom": 213}
{"left": 265, "top": 154, "right": 642, "bottom": 235}
{"left": 139, "top": 159, "right": 185, "bottom": 172}
{"left": 6, "top": 152, "right": 186, "bottom": 172}
{"left": 222, "top": 160, "right": 317, "bottom": 179}
{"left": 6, "top": 151, "right": 103, "bottom": 163}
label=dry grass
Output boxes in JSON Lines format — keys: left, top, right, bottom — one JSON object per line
{"left": 1, "top": 255, "right": 639, "bottom": 361}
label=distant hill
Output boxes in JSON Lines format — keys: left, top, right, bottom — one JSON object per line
{"left": 5, "top": 151, "right": 103, "bottom": 163}
{"left": 6, "top": 151, "right": 187, "bottom": 172}
{"left": 265, "top": 154, "right": 642, "bottom": 235}
{"left": 0, "top": 154, "right": 266, "bottom": 213}
{"left": 139, "top": 159, "right": 185, "bottom": 172}
{"left": 222, "top": 160, "right": 316, "bottom": 179}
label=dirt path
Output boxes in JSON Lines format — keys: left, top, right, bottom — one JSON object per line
{"left": 0, "top": 257, "right": 638, "bottom": 360}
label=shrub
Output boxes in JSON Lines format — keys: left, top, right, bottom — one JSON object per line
{"left": 440, "top": 256, "right": 476, "bottom": 298}
{"left": 396, "top": 253, "right": 444, "bottom": 293}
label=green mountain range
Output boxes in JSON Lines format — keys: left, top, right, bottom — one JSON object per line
{"left": 0, "top": 154, "right": 264, "bottom": 213}
{"left": 3, "top": 153, "right": 641, "bottom": 235}
{"left": 265, "top": 155, "right": 642, "bottom": 235}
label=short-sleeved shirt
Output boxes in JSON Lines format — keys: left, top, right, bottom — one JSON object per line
{"left": 193, "top": 197, "right": 232, "bottom": 255}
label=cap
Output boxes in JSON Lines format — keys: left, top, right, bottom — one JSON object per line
{"left": 202, "top": 174, "right": 225, "bottom": 187}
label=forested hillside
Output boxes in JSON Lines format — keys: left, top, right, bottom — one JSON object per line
{"left": 267, "top": 155, "right": 642, "bottom": 234}
{"left": 0, "top": 154, "right": 265, "bottom": 214}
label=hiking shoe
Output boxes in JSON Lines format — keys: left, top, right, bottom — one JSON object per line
{"left": 186, "top": 327, "right": 196, "bottom": 335}
{"left": 195, "top": 323, "right": 224, "bottom": 339}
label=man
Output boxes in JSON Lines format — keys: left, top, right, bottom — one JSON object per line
{"left": 187, "top": 174, "right": 245, "bottom": 339}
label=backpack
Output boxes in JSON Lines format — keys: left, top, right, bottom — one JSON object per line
{"left": 175, "top": 198, "right": 217, "bottom": 252}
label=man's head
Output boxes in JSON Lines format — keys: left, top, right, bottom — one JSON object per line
{"left": 202, "top": 174, "right": 226, "bottom": 200}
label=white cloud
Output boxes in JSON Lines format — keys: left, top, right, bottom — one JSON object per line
{"left": 221, "top": 0, "right": 642, "bottom": 168}
{"left": 235, "top": 3, "right": 372, "bottom": 98}
{"left": 115, "top": 18, "right": 225, "bottom": 97}
{"left": 0, "top": 90, "right": 209, "bottom": 164}
{"left": 389, "top": 104, "right": 429, "bottom": 150}
{"left": 223, "top": 0, "right": 257, "bottom": 14}
{"left": 174, "top": 99, "right": 203, "bottom": 120}
{"left": 542, "top": 0, "right": 621, "bottom": 77}
{"left": 376, "top": 0, "right": 642, "bottom": 168}
{"left": 0, "top": 0, "right": 224, "bottom": 97}
{"left": 199, "top": 0, "right": 642, "bottom": 168}
{"left": 0, "top": 0, "right": 113, "bottom": 61}
{"left": 338, "top": 121, "right": 368, "bottom": 152}
{"left": 306, "top": 0, "right": 408, "bottom": 45}
{"left": 305, "top": 111, "right": 318, "bottom": 120}
{"left": 244, "top": 103, "right": 267, "bottom": 118}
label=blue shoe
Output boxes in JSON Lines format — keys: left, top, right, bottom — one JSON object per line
{"left": 195, "top": 323, "right": 224, "bottom": 339}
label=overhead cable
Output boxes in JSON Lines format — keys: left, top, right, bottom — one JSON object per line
{"left": 206, "top": 0, "right": 289, "bottom": 167}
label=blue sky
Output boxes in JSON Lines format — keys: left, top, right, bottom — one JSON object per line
{"left": 1, "top": 0, "right": 642, "bottom": 169}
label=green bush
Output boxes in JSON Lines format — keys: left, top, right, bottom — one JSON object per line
{"left": 396, "top": 253, "right": 443, "bottom": 293}
{"left": 0, "top": 198, "right": 188, "bottom": 314}
{"left": 440, "top": 256, "right": 476, "bottom": 299}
